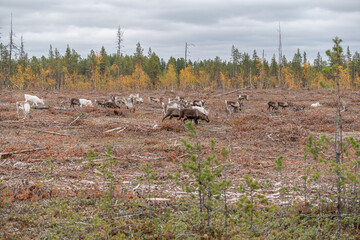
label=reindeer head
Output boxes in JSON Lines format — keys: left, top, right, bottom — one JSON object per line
{"left": 200, "top": 113, "right": 210, "bottom": 122}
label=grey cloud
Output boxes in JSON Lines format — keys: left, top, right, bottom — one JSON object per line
{"left": 0, "top": 0, "right": 359, "bottom": 62}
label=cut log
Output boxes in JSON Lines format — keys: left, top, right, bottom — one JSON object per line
{"left": 33, "top": 106, "right": 51, "bottom": 110}
{"left": 0, "top": 147, "right": 47, "bottom": 160}
{"left": 104, "top": 126, "right": 125, "bottom": 133}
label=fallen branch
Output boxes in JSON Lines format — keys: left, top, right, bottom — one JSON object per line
{"left": 27, "top": 127, "right": 70, "bottom": 136}
{"left": 33, "top": 106, "right": 51, "bottom": 110}
{"left": 53, "top": 107, "right": 71, "bottom": 110}
{"left": 69, "top": 116, "right": 80, "bottom": 126}
{"left": 0, "top": 147, "right": 47, "bottom": 160}
{"left": 104, "top": 126, "right": 124, "bottom": 133}
{"left": 117, "top": 127, "right": 127, "bottom": 133}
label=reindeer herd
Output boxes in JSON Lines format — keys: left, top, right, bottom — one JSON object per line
{"left": 15, "top": 92, "right": 314, "bottom": 124}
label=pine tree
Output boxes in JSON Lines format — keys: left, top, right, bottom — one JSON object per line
{"left": 134, "top": 42, "right": 144, "bottom": 66}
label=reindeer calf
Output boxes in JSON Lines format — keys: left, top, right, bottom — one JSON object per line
{"left": 225, "top": 100, "right": 242, "bottom": 114}
{"left": 16, "top": 101, "right": 31, "bottom": 119}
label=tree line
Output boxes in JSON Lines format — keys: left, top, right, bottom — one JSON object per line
{"left": 0, "top": 31, "right": 359, "bottom": 90}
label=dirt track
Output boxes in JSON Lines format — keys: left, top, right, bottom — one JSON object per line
{"left": 1, "top": 89, "right": 360, "bottom": 202}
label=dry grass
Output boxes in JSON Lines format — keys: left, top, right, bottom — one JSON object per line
{"left": 1, "top": 88, "right": 360, "bottom": 203}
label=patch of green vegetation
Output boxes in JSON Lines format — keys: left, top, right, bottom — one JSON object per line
{"left": 1, "top": 123, "right": 359, "bottom": 239}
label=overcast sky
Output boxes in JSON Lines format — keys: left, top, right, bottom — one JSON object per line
{"left": 1, "top": 0, "right": 359, "bottom": 63}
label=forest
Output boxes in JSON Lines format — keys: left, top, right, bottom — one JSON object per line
{"left": 0, "top": 33, "right": 359, "bottom": 91}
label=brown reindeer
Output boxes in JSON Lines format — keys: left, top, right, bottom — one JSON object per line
{"left": 267, "top": 101, "right": 278, "bottom": 111}
{"left": 178, "top": 108, "right": 210, "bottom": 125}
{"left": 162, "top": 108, "right": 181, "bottom": 122}
{"left": 70, "top": 98, "right": 80, "bottom": 108}
{"left": 277, "top": 102, "right": 290, "bottom": 110}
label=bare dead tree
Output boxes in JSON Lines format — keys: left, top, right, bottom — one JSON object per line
{"left": 116, "top": 26, "right": 124, "bottom": 57}
{"left": 184, "top": 42, "right": 187, "bottom": 89}
{"left": 278, "top": 22, "right": 283, "bottom": 88}
{"left": 261, "top": 50, "right": 264, "bottom": 89}
{"left": 20, "top": 36, "right": 25, "bottom": 60}
{"left": 6, "top": 13, "right": 19, "bottom": 88}
{"left": 116, "top": 26, "right": 124, "bottom": 80}
{"left": 19, "top": 36, "right": 27, "bottom": 70}
{"left": 184, "top": 42, "right": 194, "bottom": 90}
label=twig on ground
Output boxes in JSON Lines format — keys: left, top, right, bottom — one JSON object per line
{"left": 27, "top": 127, "right": 70, "bottom": 136}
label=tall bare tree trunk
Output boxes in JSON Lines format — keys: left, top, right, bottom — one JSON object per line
{"left": 278, "top": 22, "right": 282, "bottom": 88}
{"left": 116, "top": 26, "right": 124, "bottom": 83}
{"left": 7, "top": 13, "right": 14, "bottom": 88}
{"left": 261, "top": 50, "right": 264, "bottom": 89}
{"left": 184, "top": 42, "right": 187, "bottom": 90}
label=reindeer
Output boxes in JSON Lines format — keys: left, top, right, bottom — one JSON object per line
{"left": 192, "top": 99, "right": 205, "bottom": 107}
{"left": 267, "top": 101, "right": 278, "bottom": 111}
{"left": 94, "top": 100, "right": 107, "bottom": 108}
{"left": 124, "top": 98, "right": 135, "bottom": 112}
{"left": 70, "top": 98, "right": 81, "bottom": 108}
{"left": 225, "top": 100, "right": 242, "bottom": 114}
{"left": 97, "top": 100, "right": 121, "bottom": 109}
{"left": 24, "top": 94, "right": 44, "bottom": 106}
{"left": 238, "top": 94, "right": 249, "bottom": 102}
{"left": 162, "top": 108, "right": 181, "bottom": 122}
{"left": 277, "top": 101, "right": 290, "bottom": 110}
{"left": 178, "top": 108, "right": 210, "bottom": 125}
{"left": 292, "top": 103, "right": 305, "bottom": 112}
{"left": 129, "top": 94, "right": 143, "bottom": 104}
{"left": 16, "top": 101, "right": 31, "bottom": 119}
{"left": 162, "top": 102, "right": 181, "bottom": 115}
{"left": 149, "top": 96, "right": 164, "bottom": 103}
{"left": 191, "top": 106, "right": 209, "bottom": 116}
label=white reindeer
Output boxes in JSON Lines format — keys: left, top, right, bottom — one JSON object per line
{"left": 162, "top": 102, "right": 181, "bottom": 115}
{"left": 16, "top": 101, "right": 31, "bottom": 119}
{"left": 24, "top": 94, "right": 44, "bottom": 106}
{"left": 124, "top": 98, "right": 135, "bottom": 112}
{"left": 191, "top": 106, "right": 209, "bottom": 116}
{"left": 79, "top": 99, "right": 93, "bottom": 107}
{"left": 129, "top": 94, "right": 143, "bottom": 104}
{"left": 192, "top": 100, "right": 205, "bottom": 107}
{"left": 311, "top": 102, "right": 321, "bottom": 107}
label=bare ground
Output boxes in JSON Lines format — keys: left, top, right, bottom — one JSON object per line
{"left": 1, "top": 88, "right": 360, "bottom": 204}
